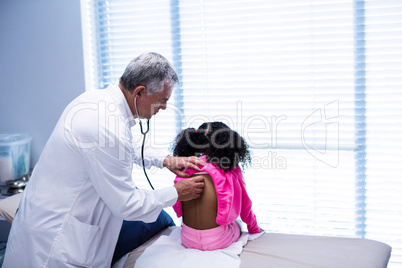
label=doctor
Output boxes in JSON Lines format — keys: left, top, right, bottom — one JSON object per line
{"left": 3, "top": 52, "right": 205, "bottom": 267}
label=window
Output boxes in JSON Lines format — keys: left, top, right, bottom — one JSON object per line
{"left": 82, "top": 0, "right": 402, "bottom": 265}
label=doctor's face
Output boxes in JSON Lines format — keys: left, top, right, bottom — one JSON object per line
{"left": 136, "top": 84, "right": 173, "bottom": 120}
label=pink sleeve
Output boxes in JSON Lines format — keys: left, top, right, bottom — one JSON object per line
{"left": 214, "top": 170, "right": 235, "bottom": 226}
{"left": 238, "top": 172, "right": 260, "bottom": 234}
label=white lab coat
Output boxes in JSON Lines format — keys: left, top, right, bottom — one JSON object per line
{"left": 3, "top": 85, "right": 178, "bottom": 267}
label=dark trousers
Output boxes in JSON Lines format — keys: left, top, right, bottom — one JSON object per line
{"left": 111, "top": 210, "right": 175, "bottom": 265}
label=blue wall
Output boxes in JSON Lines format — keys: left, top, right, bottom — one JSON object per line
{"left": 0, "top": 0, "right": 86, "bottom": 167}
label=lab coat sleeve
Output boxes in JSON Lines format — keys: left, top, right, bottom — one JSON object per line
{"left": 131, "top": 140, "right": 169, "bottom": 169}
{"left": 82, "top": 145, "right": 177, "bottom": 222}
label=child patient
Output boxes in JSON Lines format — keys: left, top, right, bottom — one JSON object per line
{"left": 172, "top": 121, "right": 262, "bottom": 251}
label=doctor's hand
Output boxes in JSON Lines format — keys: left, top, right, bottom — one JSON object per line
{"left": 163, "top": 156, "right": 205, "bottom": 177}
{"left": 174, "top": 176, "right": 205, "bottom": 201}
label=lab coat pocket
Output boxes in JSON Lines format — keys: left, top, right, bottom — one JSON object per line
{"left": 51, "top": 215, "right": 101, "bottom": 266}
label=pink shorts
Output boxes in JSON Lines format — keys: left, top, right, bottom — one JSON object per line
{"left": 181, "top": 221, "right": 241, "bottom": 251}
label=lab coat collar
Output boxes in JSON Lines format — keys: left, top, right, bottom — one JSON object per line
{"left": 106, "top": 84, "right": 137, "bottom": 128}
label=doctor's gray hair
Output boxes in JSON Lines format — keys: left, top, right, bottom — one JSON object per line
{"left": 119, "top": 52, "right": 179, "bottom": 94}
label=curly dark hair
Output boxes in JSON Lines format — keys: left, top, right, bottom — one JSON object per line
{"left": 172, "top": 122, "right": 251, "bottom": 171}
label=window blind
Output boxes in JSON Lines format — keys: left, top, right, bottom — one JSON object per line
{"left": 363, "top": 0, "right": 402, "bottom": 264}
{"left": 83, "top": 0, "right": 402, "bottom": 265}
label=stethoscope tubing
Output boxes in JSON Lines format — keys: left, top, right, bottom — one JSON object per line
{"left": 134, "top": 94, "right": 154, "bottom": 190}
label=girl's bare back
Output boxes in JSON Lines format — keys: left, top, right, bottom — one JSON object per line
{"left": 182, "top": 174, "right": 219, "bottom": 230}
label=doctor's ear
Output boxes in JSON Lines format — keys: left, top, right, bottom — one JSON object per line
{"left": 133, "top": 86, "right": 146, "bottom": 97}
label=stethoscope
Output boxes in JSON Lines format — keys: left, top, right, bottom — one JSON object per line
{"left": 134, "top": 93, "right": 154, "bottom": 190}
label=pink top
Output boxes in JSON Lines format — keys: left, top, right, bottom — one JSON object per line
{"left": 173, "top": 156, "right": 260, "bottom": 234}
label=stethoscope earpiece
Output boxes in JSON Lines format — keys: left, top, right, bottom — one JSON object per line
{"left": 134, "top": 94, "right": 150, "bottom": 135}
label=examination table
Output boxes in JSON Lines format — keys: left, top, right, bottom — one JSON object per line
{"left": 0, "top": 194, "right": 391, "bottom": 267}
{"left": 114, "top": 226, "right": 391, "bottom": 268}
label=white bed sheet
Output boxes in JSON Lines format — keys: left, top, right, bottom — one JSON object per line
{"left": 115, "top": 226, "right": 391, "bottom": 268}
